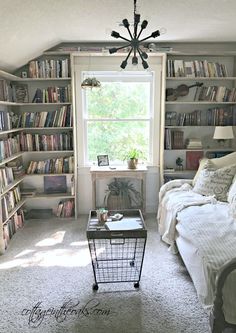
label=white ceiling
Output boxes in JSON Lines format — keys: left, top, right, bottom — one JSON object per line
{"left": 1, "top": 0, "right": 236, "bottom": 72}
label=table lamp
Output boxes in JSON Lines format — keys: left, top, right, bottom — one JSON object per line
{"left": 213, "top": 126, "right": 234, "bottom": 147}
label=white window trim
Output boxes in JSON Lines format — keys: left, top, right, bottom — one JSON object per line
{"left": 74, "top": 55, "right": 164, "bottom": 168}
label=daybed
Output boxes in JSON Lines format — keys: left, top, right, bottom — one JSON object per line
{"left": 157, "top": 152, "right": 236, "bottom": 333}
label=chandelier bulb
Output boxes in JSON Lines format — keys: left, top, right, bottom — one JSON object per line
{"left": 142, "top": 51, "right": 148, "bottom": 59}
{"left": 109, "top": 48, "right": 118, "bottom": 54}
{"left": 120, "top": 60, "right": 128, "bottom": 69}
{"left": 134, "top": 13, "right": 140, "bottom": 24}
{"left": 132, "top": 56, "right": 138, "bottom": 65}
{"left": 111, "top": 31, "right": 120, "bottom": 38}
{"left": 141, "top": 20, "right": 148, "bottom": 29}
{"left": 122, "top": 19, "right": 130, "bottom": 28}
{"left": 142, "top": 60, "right": 149, "bottom": 70}
{"left": 151, "top": 30, "right": 160, "bottom": 38}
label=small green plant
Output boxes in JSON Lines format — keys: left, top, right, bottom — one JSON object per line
{"left": 123, "top": 148, "right": 143, "bottom": 160}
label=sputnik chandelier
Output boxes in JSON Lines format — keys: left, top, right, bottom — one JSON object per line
{"left": 109, "top": 0, "right": 161, "bottom": 69}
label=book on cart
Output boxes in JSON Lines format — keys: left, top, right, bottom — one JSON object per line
{"left": 105, "top": 219, "right": 143, "bottom": 231}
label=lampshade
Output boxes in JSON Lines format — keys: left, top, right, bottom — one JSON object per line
{"left": 213, "top": 126, "right": 234, "bottom": 140}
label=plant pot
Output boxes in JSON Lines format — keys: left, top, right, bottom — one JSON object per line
{"left": 107, "top": 193, "right": 131, "bottom": 210}
{"left": 127, "top": 158, "right": 138, "bottom": 169}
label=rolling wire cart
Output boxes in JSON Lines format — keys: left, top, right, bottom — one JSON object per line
{"left": 87, "top": 210, "right": 147, "bottom": 290}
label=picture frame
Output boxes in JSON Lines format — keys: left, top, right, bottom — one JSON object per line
{"left": 186, "top": 150, "right": 204, "bottom": 170}
{"left": 44, "top": 175, "right": 67, "bottom": 194}
{"left": 97, "top": 155, "right": 109, "bottom": 166}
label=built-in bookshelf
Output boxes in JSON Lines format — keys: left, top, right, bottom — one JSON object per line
{"left": 161, "top": 53, "right": 236, "bottom": 183}
{"left": 15, "top": 53, "right": 76, "bottom": 221}
{"left": 0, "top": 70, "right": 26, "bottom": 253}
{"left": 0, "top": 53, "right": 76, "bottom": 253}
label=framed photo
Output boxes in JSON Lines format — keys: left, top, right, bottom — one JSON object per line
{"left": 97, "top": 155, "right": 109, "bottom": 166}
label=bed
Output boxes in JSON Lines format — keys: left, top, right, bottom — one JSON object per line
{"left": 157, "top": 152, "right": 236, "bottom": 332}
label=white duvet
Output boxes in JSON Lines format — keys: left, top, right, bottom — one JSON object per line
{"left": 176, "top": 203, "right": 236, "bottom": 324}
{"left": 157, "top": 180, "right": 236, "bottom": 324}
{"left": 157, "top": 180, "right": 216, "bottom": 252}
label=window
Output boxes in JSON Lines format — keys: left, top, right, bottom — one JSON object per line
{"left": 82, "top": 71, "right": 153, "bottom": 164}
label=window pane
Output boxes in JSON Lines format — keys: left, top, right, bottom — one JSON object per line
{"left": 86, "top": 82, "right": 150, "bottom": 119}
{"left": 87, "top": 121, "right": 150, "bottom": 162}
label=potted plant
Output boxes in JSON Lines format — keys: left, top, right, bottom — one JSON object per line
{"left": 104, "top": 178, "right": 142, "bottom": 210}
{"left": 124, "top": 148, "right": 142, "bottom": 169}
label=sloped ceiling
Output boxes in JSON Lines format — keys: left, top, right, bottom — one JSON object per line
{"left": 1, "top": 0, "right": 236, "bottom": 72}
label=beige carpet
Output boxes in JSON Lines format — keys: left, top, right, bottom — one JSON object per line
{"left": 0, "top": 214, "right": 211, "bottom": 333}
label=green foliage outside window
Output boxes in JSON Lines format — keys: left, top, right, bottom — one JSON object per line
{"left": 86, "top": 81, "right": 151, "bottom": 162}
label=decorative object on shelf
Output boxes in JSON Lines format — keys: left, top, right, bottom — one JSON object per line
{"left": 104, "top": 178, "right": 142, "bottom": 210}
{"left": 165, "top": 111, "right": 177, "bottom": 126}
{"left": 12, "top": 84, "right": 29, "bottom": 103}
{"left": 186, "top": 138, "right": 203, "bottom": 149}
{"left": 97, "top": 154, "right": 109, "bottom": 166}
{"left": 81, "top": 55, "right": 101, "bottom": 89}
{"left": 213, "top": 126, "right": 234, "bottom": 147}
{"left": 166, "top": 82, "right": 203, "bottom": 101}
{"left": 96, "top": 208, "right": 108, "bottom": 223}
{"left": 81, "top": 77, "right": 101, "bottom": 90}
{"left": 176, "top": 157, "right": 184, "bottom": 171}
{"left": 108, "top": 0, "right": 161, "bottom": 69}
{"left": 124, "top": 148, "right": 142, "bottom": 169}
{"left": 44, "top": 175, "right": 67, "bottom": 194}
{"left": 21, "top": 71, "right": 27, "bottom": 78}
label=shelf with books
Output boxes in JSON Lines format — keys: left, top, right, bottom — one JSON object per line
{"left": 0, "top": 52, "right": 76, "bottom": 244}
{"left": 166, "top": 102, "right": 236, "bottom": 105}
{"left": 161, "top": 53, "right": 236, "bottom": 184}
{"left": 2, "top": 199, "right": 26, "bottom": 226}
{"left": 29, "top": 193, "right": 74, "bottom": 199}
{"left": 0, "top": 152, "right": 23, "bottom": 167}
{"left": 0, "top": 176, "right": 24, "bottom": 198}
{"left": 19, "top": 78, "right": 71, "bottom": 82}
{"left": 166, "top": 77, "right": 236, "bottom": 81}
{"left": 0, "top": 208, "right": 25, "bottom": 254}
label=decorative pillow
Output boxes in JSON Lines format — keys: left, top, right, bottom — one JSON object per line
{"left": 193, "top": 164, "right": 236, "bottom": 202}
{"left": 192, "top": 158, "right": 210, "bottom": 186}
{"left": 192, "top": 152, "right": 236, "bottom": 186}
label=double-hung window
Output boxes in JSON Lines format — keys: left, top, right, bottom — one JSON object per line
{"left": 82, "top": 71, "right": 154, "bottom": 165}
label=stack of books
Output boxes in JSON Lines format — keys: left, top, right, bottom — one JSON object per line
{"left": 186, "top": 138, "right": 202, "bottom": 149}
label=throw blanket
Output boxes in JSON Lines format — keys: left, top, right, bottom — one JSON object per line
{"left": 157, "top": 180, "right": 217, "bottom": 252}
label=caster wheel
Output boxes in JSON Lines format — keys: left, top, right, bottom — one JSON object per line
{"left": 130, "top": 261, "right": 135, "bottom": 267}
{"left": 93, "top": 283, "right": 98, "bottom": 291}
{"left": 134, "top": 282, "right": 139, "bottom": 288}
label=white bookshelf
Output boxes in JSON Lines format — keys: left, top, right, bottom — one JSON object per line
{"left": 161, "top": 54, "right": 236, "bottom": 184}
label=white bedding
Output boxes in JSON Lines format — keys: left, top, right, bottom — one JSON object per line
{"left": 157, "top": 182, "right": 216, "bottom": 251}
{"left": 157, "top": 180, "right": 236, "bottom": 325}
{"left": 176, "top": 203, "right": 236, "bottom": 324}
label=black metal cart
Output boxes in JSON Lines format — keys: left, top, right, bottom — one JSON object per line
{"left": 87, "top": 209, "right": 147, "bottom": 290}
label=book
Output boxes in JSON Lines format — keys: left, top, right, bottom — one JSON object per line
{"left": 186, "top": 151, "right": 204, "bottom": 170}
{"left": 105, "top": 219, "right": 143, "bottom": 231}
